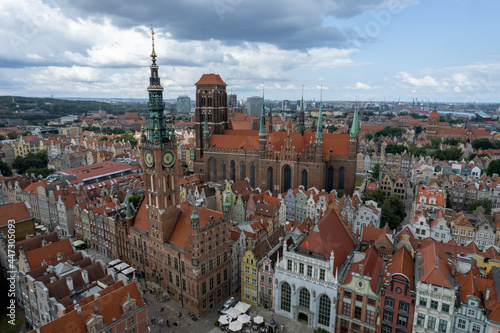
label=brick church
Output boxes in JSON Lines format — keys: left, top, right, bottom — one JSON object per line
{"left": 193, "top": 76, "right": 359, "bottom": 195}
{"left": 126, "top": 31, "right": 232, "bottom": 317}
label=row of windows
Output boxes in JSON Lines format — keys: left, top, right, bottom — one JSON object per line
{"left": 280, "top": 282, "right": 331, "bottom": 327}
{"left": 418, "top": 297, "right": 450, "bottom": 313}
{"left": 416, "top": 313, "right": 447, "bottom": 332}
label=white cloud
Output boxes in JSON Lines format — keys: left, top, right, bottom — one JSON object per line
{"left": 355, "top": 82, "right": 372, "bottom": 90}
{"left": 396, "top": 72, "right": 440, "bottom": 87}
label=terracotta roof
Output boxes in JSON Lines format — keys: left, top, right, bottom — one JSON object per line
{"left": 195, "top": 74, "right": 227, "bottom": 86}
{"left": 383, "top": 246, "right": 414, "bottom": 288}
{"left": 24, "top": 239, "right": 74, "bottom": 270}
{"left": 23, "top": 180, "right": 50, "bottom": 194}
{"left": 14, "top": 233, "right": 59, "bottom": 257}
{"left": 453, "top": 212, "right": 473, "bottom": 228}
{"left": 169, "top": 202, "right": 224, "bottom": 249}
{"left": 416, "top": 243, "right": 454, "bottom": 289}
{"left": 132, "top": 199, "right": 148, "bottom": 232}
{"left": 35, "top": 281, "right": 144, "bottom": 333}
{"left": 0, "top": 202, "right": 32, "bottom": 225}
{"left": 428, "top": 110, "right": 440, "bottom": 118}
{"left": 297, "top": 209, "right": 354, "bottom": 271}
{"left": 361, "top": 225, "right": 392, "bottom": 246}
{"left": 440, "top": 128, "right": 467, "bottom": 135}
{"left": 344, "top": 247, "right": 385, "bottom": 292}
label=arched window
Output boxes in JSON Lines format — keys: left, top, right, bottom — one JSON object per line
{"left": 301, "top": 169, "right": 308, "bottom": 190}
{"left": 339, "top": 166, "right": 345, "bottom": 190}
{"left": 240, "top": 161, "right": 246, "bottom": 181}
{"left": 267, "top": 167, "right": 273, "bottom": 192}
{"left": 210, "top": 158, "right": 217, "bottom": 182}
{"left": 250, "top": 163, "right": 256, "bottom": 188}
{"left": 283, "top": 165, "right": 291, "bottom": 192}
{"left": 326, "top": 166, "right": 334, "bottom": 192}
{"left": 299, "top": 288, "right": 310, "bottom": 309}
{"left": 230, "top": 160, "right": 235, "bottom": 182}
{"left": 281, "top": 282, "right": 291, "bottom": 312}
{"left": 318, "top": 295, "right": 331, "bottom": 327}
{"left": 221, "top": 161, "right": 226, "bottom": 180}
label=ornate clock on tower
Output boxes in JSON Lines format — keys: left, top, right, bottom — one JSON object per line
{"left": 144, "top": 150, "right": 154, "bottom": 168}
{"left": 162, "top": 150, "right": 176, "bottom": 168}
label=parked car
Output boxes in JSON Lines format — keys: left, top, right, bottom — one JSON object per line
{"left": 219, "top": 297, "right": 237, "bottom": 314}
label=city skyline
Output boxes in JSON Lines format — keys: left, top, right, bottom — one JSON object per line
{"left": 0, "top": 0, "right": 499, "bottom": 102}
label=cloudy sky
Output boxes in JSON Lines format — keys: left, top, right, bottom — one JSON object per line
{"left": 0, "top": 0, "right": 499, "bottom": 103}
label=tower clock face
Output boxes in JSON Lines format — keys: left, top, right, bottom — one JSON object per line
{"left": 162, "top": 150, "right": 176, "bottom": 168}
{"left": 144, "top": 150, "right": 154, "bottom": 167}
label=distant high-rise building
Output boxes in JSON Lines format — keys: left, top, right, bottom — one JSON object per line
{"left": 246, "top": 96, "right": 263, "bottom": 117}
{"left": 228, "top": 94, "right": 237, "bottom": 108}
{"left": 176, "top": 95, "right": 191, "bottom": 114}
{"left": 282, "top": 100, "right": 290, "bottom": 110}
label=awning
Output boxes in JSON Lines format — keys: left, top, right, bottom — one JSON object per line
{"left": 234, "top": 301, "right": 251, "bottom": 313}
{"left": 73, "top": 240, "right": 85, "bottom": 247}
{"left": 122, "top": 267, "right": 136, "bottom": 275}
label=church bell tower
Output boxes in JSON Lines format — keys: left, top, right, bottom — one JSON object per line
{"left": 141, "top": 28, "right": 180, "bottom": 243}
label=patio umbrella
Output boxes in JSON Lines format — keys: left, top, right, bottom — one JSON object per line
{"left": 253, "top": 316, "right": 264, "bottom": 324}
{"left": 237, "top": 313, "right": 251, "bottom": 324}
{"left": 219, "top": 315, "right": 231, "bottom": 325}
{"left": 225, "top": 307, "right": 242, "bottom": 319}
{"left": 234, "top": 301, "right": 251, "bottom": 313}
{"left": 229, "top": 320, "right": 243, "bottom": 332}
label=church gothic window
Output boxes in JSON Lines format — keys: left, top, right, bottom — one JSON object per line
{"left": 281, "top": 282, "right": 291, "bottom": 312}
{"left": 326, "top": 166, "right": 334, "bottom": 192}
{"left": 210, "top": 158, "right": 217, "bottom": 182}
{"left": 301, "top": 169, "right": 308, "bottom": 190}
{"left": 267, "top": 167, "right": 273, "bottom": 192}
{"left": 283, "top": 165, "right": 291, "bottom": 192}
{"left": 339, "top": 166, "right": 345, "bottom": 190}
{"left": 250, "top": 163, "right": 256, "bottom": 188}
{"left": 240, "top": 161, "right": 246, "bottom": 181}
{"left": 221, "top": 161, "right": 226, "bottom": 180}
{"left": 230, "top": 160, "right": 235, "bottom": 182}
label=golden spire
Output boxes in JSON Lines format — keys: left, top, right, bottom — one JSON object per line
{"left": 154, "top": 124, "right": 158, "bottom": 132}
{"left": 150, "top": 26, "right": 157, "bottom": 59}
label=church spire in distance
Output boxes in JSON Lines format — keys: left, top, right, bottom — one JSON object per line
{"left": 315, "top": 86, "right": 323, "bottom": 139}
{"left": 350, "top": 98, "right": 360, "bottom": 138}
{"left": 259, "top": 87, "right": 267, "bottom": 136}
{"left": 298, "top": 85, "right": 305, "bottom": 135}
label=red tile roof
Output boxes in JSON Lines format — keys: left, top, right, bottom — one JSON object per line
{"left": 383, "top": 246, "right": 414, "bottom": 288}
{"left": 297, "top": 209, "right": 354, "bottom": 272}
{"left": 344, "top": 247, "right": 385, "bottom": 292}
{"left": 0, "top": 202, "right": 32, "bottom": 225}
{"left": 195, "top": 74, "right": 227, "bottom": 86}
{"left": 132, "top": 199, "right": 148, "bottom": 232}
{"left": 35, "top": 281, "right": 144, "bottom": 333}
{"left": 169, "top": 202, "right": 224, "bottom": 249}
{"left": 24, "top": 239, "right": 74, "bottom": 270}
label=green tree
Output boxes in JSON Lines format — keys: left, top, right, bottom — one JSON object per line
{"left": 327, "top": 125, "right": 338, "bottom": 133}
{"left": 336, "top": 189, "right": 345, "bottom": 198}
{"left": 314, "top": 328, "right": 329, "bottom": 333}
{"left": 25, "top": 167, "right": 55, "bottom": 178}
{"left": 431, "top": 137, "right": 443, "bottom": 148}
{"left": 486, "top": 160, "right": 500, "bottom": 176}
{"left": 381, "top": 195, "right": 406, "bottom": 230}
{"left": 371, "top": 163, "right": 381, "bottom": 181}
{"left": 363, "top": 188, "right": 385, "bottom": 206}
{"left": 472, "top": 138, "right": 495, "bottom": 150}
{"left": 433, "top": 147, "right": 462, "bottom": 161}
{"left": 129, "top": 195, "right": 142, "bottom": 209}
{"left": 115, "top": 132, "right": 138, "bottom": 148}
{"left": 443, "top": 138, "right": 464, "bottom": 146}
{"left": 7, "top": 131, "right": 18, "bottom": 139}
{"left": 365, "top": 133, "right": 373, "bottom": 141}
{"left": 414, "top": 125, "right": 422, "bottom": 134}
{"left": 0, "top": 160, "right": 12, "bottom": 176}
{"left": 467, "top": 198, "right": 492, "bottom": 214}
{"left": 385, "top": 144, "right": 408, "bottom": 155}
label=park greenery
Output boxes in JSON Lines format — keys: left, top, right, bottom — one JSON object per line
{"left": 362, "top": 188, "right": 406, "bottom": 230}
{"left": 467, "top": 198, "right": 492, "bottom": 214}
{"left": 11, "top": 150, "right": 54, "bottom": 177}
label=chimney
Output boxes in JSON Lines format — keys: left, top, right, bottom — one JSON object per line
{"left": 66, "top": 276, "right": 74, "bottom": 291}
{"left": 435, "top": 257, "right": 439, "bottom": 268}
{"left": 41, "top": 260, "right": 47, "bottom": 266}
{"left": 57, "top": 252, "right": 63, "bottom": 260}
{"left": 81, "top": 270, "right": 89, "bottom": 284}
{"left": 42, "top": 238, "right": 47, "bottom": 247}
{"left": 486, "top": 286, "right": 491, "bottom": 301}
{"left": 75, "top": 304, "right": 82, "bottom": 314}
{"left": 49, "top": 276, "right": 57, "bottom": 284}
